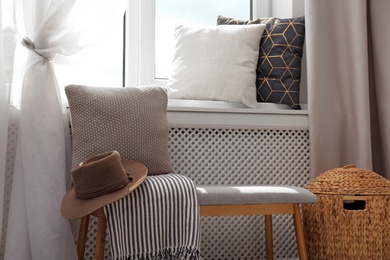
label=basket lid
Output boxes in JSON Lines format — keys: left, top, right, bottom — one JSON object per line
{"left": 305, "top": 164, "right": 390, "bottom": 195}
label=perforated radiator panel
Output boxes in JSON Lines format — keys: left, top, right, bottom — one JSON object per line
{"left": 168, "top": 128, "right": 310, "bottom": 260}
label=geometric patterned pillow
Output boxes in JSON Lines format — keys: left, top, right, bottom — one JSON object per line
{"left": 217, "top": 15, "right": 305, "bottom": 109}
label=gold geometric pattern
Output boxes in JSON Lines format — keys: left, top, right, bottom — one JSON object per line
{"left": 217, "top": 16, "right": 305, "bottom": 109}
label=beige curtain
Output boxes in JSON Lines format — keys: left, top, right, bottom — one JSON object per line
{"left": 305, "top": 0, "right": 390, "bottom": 179}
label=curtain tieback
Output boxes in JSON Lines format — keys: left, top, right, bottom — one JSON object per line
{"left": 22, "top": 37, "right": 48, "bottom": 60}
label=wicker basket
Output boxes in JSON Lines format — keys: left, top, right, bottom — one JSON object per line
{"left": 302, "top": 164, "right": 390, "bottom": 260}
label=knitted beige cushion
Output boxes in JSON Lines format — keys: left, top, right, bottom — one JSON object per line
{"left": 65, "top": 85, "right": 173, "bottom": 175}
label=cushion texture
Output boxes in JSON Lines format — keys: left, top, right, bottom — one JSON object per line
{"left": 166, "top": 24, "right": 266, "bottom": 109}
{"left": 217, "top": 15, "right": 305, "bottom": 109}
{"left": 65, "top": 85, "right": 173, "bottom": 175}
{"left": 196, "top": 185, "right": 318, "bottom": 205}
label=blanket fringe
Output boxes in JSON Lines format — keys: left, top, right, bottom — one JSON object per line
{"left": 116, "top": 246, "right": 201, "bottom": 260}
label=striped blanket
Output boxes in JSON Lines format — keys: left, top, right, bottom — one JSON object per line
{"left": 104, "top": 174, "right": 201, "bottom": 260}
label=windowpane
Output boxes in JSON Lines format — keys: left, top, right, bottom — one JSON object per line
{"left": 155, "top": 0, "right": 251, "bottom": 79}
{"left": 55, "top": 11, "right": 124, "bottom": 90}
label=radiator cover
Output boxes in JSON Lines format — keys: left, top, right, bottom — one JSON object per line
{"left": 169, "top": 128, "right": 310, "bottom": 260}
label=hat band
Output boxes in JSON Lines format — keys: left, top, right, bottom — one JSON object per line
{"left": 75, "top": 174, "right": 129, "bottom": 199}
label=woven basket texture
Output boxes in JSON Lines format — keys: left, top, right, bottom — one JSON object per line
{"left": 305, "top": 164, "right": 390, "bottom": 195}
{"left": 302, "top": 165, "right": 390, "bottom": 259}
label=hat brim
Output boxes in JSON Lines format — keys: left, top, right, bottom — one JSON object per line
{"left": 61, "top": 160, "right": 147, "bottom": 219}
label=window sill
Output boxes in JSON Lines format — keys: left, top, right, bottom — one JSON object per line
{"left": 167, "top": 99, "right": 308, "bottom": 130}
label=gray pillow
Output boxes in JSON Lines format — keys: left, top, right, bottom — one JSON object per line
{"left": 65, "top": 85, "right": 173, "bottom": 175}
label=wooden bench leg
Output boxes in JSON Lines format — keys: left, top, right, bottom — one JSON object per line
{"left": 264, "top": 215, "right": 274, "bottom": 260}
{"left": 77, "top": 209, "right": 107, "bottom": 260}
{"left": 292, "top": 204, "right": 308, "bottom": 260}
{"left": 77, "top": 214, "right": 90, "bottom": 260}
{"left": 94, "top": 208, "right": 107, "bottom": 260}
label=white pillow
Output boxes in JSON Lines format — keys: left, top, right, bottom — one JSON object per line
{"left": 166, "top": 24, "right": 266, "bottom": 108}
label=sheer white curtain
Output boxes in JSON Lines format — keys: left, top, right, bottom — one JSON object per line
{"left": 1, "top": 0, "right": 125, "bottom": 259}
{"left": 305, "top": 0, "right": 390, "bottom": 179}
{"left": 0, "top": 0, "right": 10, "bottom": 256}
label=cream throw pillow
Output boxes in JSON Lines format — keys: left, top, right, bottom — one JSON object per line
{"left": 65, "top": 85, "right": 173, "bottom": 175}
{"left": 166, "top": 24, "right": 266, "bottom": 108}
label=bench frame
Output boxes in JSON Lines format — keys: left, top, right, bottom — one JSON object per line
{"left": 77, "top": 202, "right": 308, "bottom": 260}
{"left": 200, "top": 203, "right": 308, "bottom": 260}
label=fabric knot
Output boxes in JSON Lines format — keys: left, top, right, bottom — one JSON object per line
{"left": 22, "top": 37, "right": 48, "bottom": 60}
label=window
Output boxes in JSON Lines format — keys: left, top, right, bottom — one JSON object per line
{"left": 53, "top": 1, "right": 305, "bottom": 104}
{"left": 126, "top": 0, "right": 305, "bottom": 89}
{"left": 55, "top": 5, "right": 125, "bottom": 90}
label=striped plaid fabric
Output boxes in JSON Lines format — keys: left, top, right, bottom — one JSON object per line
{"left": 104, "top": 174, "right": 201, "bottom": 260}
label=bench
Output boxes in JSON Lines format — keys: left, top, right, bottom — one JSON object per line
{"left": 197, "top": 185, "right": 317, "bottom": 260}
{"left": 78, "top": 184, "right": 317, "bottom": 260}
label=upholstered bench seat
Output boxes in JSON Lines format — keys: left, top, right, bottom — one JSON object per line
{"left": 197, "top": 185, "right": 318, "bottom": 205}
{"left": 196, "top": 185, "right": 317, "bottom": 260}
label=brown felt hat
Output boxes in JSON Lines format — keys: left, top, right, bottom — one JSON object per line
{"left": 61, "top": 150, "right": 147, "bottom": 219}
